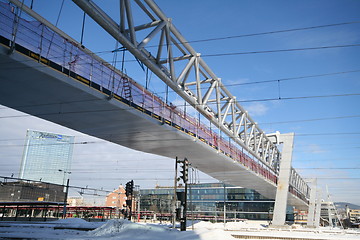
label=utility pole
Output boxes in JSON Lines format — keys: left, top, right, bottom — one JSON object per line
{"left": 223, "top": 182, "right": 226, "bottom": 227}
{"left": 172, "top": 157, "right": 178, "bottom": 228}
{"left": 62, "top": 178, "right": 69, "bottom": 219}
{"left": 136, "top": 185, "right": 141, "bottom": 222}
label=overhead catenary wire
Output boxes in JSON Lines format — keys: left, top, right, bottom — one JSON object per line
{"left": 201, "top": 43, "right": 360, "bottom": 58}
{"left": 2, "top": 6, "right": 359, "bottom": 60}
{"left": 3, "top": 165, "right": 360, "bottom": 172}
{"left": 1, "top": 42, "right": 360, "bottom": 68}
{"left": 0, "top": 132, "right": 359, "bottom": 149}
{"left": 0, "top": 91, "right": 359, "bottom": 117}
{"left": 0, "top": 44, "right": 358, "bottom": 91}
{"left": 237, "top": 93, "right": 360, "bottom": 103}
{"left": 259, "top": 115, "right": 360, "bottom": 125}
{"left": 1, "top": 6, "right": 360, "bottom": 60}
{"left": 108, "top": 20, "right": 360, "bottom": 50}
{"left": 1, "top": 154, "right": 359, "bottom": 166}
{"left": 227, "top": 70, "right": 360, "bottom": 87}
{"left": 169, "top": 21, "right": 360, "bottom": 45}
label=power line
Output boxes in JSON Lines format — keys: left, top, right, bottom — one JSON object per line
{"left": 2, "top": 165, "right": 358, "bottom": 172}
{"left": 1, "top": 51, "right": 358, "bottom": 88}
{"left": 102, "top": 21, "right": 360, "bottom": 53}
{"left": 1, "top": 43, "right": 359, "bottom": 69}
{"left": 0, "top": 91, "right": 359, "bottom": 121}
{"left": 228, "top": 70, "right": 360, "bottom": 87}
{"left": 296, "top": 132, "right": 360, "bottom": 137}
{"left": 0, "top": 141, "right": 99, "bottom": 148}
{"left": 294, "top": 156, "right": 359, "bottom": 161}
{"left": 2, "top": 11, "right": 358, "bottom": 57}
{"left": 0, "top": 98, "right": 102, "bottom": 111}
{"left": 238, "top": 93, "right": 360, "bottom": 103}
{"left": 296, "top": 168, "right": 360, "bottom": 170}
{"left": 201, "top": 43, "right": 360, "bottom": 58}
{"left": 1, "top": 14, "right": 360, "bottom": 64}
{"left": 183, "top": 21, "right": 360, "bottom": 45}
{"left": 259, "top": 115, "right": 360, "bottom": 125}
{"left": 304, "top": 177, "right": 360, "bottom": 179}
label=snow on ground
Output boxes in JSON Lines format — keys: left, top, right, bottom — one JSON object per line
{"left": 0, "top": 218, "right": 233, "bottom": 240}
{"left": 1, "top": 218, "right": 360, "bottom": 240}
{"left": 191, "top": 220, "right": 268, "bottom": 230}
{"left": 89, "top": 219, "right": 199, "bottom": 239}
{"left": 54, "top": 218, "right": 104, "bottom": 229}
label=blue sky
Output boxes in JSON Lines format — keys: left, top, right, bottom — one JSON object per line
{"left": 0, "top": 0, "right": 359, "bottom": 205}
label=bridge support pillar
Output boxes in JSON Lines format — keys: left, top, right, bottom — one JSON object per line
{"left": 314, "top": 189, "right": 322, "bottom": 228}
{"left": 271, "top": 133, "right": 294, "bottom": 226}
{"left": 307, "top": 179, "right": 317, "bottom": 227}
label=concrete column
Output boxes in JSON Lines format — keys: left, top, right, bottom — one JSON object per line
{"left": 271, "top": 133, "right": 294, "bottom": 226}
{"left": 314, "top": 190, "right": 322, "bottom": 228}
{"left": 306, "top": 179, "right": 317, "bottom": 227}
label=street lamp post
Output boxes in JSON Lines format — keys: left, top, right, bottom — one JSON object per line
{"left": 62, "top": 178, "right": 70, "bottom": 219}
{"left": 58, "top": 169, "right": 71, "bottom": 219}
{"left": 58, "top": 169, "right": 71, "bottom": 186}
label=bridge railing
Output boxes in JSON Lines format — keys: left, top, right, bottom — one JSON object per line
{"left": 0, "top": 2, "right": 309, "bottom": 201}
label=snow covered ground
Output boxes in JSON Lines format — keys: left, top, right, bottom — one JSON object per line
{"left": 0, "top": 218, "right": 360, "bottom": 240}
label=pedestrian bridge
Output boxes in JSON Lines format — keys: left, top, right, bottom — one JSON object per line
{"left": 0, "top": 1, "right": 309, "bottom": 209}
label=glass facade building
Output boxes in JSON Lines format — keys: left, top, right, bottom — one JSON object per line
{"left": 140, "top": 183, "right": 294, "bottom": 221}
{"left": 19, "top": 130, "right": 74, "bottom": 185}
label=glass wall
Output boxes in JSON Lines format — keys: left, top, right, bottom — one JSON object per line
{"left": 140, "top": 183, "right": 293, "bottom": 221}
{"left": 19, "top": 130, "right": 74, "bottom": 185}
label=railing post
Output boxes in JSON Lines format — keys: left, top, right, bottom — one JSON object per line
{"left": 152, "top": 94, "right": 154, "bottom": 114}
{"left": 142, "top": 88, "right": 145, "bottom": 108}
{"left": 62, "top": 41, "right": 66, "bottom": 72}
{"left": 8, "top": 2, "right": 24, "bottom": 54}
{"left": 38, "top": 24, "right": 45, "bottom": 61}
{"left": 90, "top": 57, "right": 94, "bottom": 83}
{"left": 68, "top": 45, "right": 72, "bottom": 76}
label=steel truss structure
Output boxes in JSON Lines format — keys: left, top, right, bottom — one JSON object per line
{"left": 7, "top": 0, "right": 309, "bottom": 200}
{"left": 71, "top": 0, "right": 309, "bottom": 198}
{"left": 72, "top": 0, "right": 281, "bottom": 170}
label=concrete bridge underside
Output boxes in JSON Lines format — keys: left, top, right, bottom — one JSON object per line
{"left": 0, "top": 45, "right": 308, "bottom": 209}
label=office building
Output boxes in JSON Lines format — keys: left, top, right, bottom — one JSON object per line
{"left": 140, "top": 183, "right": 294, "bottom": 221}
{"left": 19, "top": 130, "right": 74, "bottom": 185}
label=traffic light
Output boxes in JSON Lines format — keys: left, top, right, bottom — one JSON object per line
{"left": 125, "top": 180, "right": 134, "bottom": 197}
{"left": 125, "top": 180, "right": 134, "bottom": 221}
{"left": 180, "top": 159, "right": 189, "bottom": 183}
